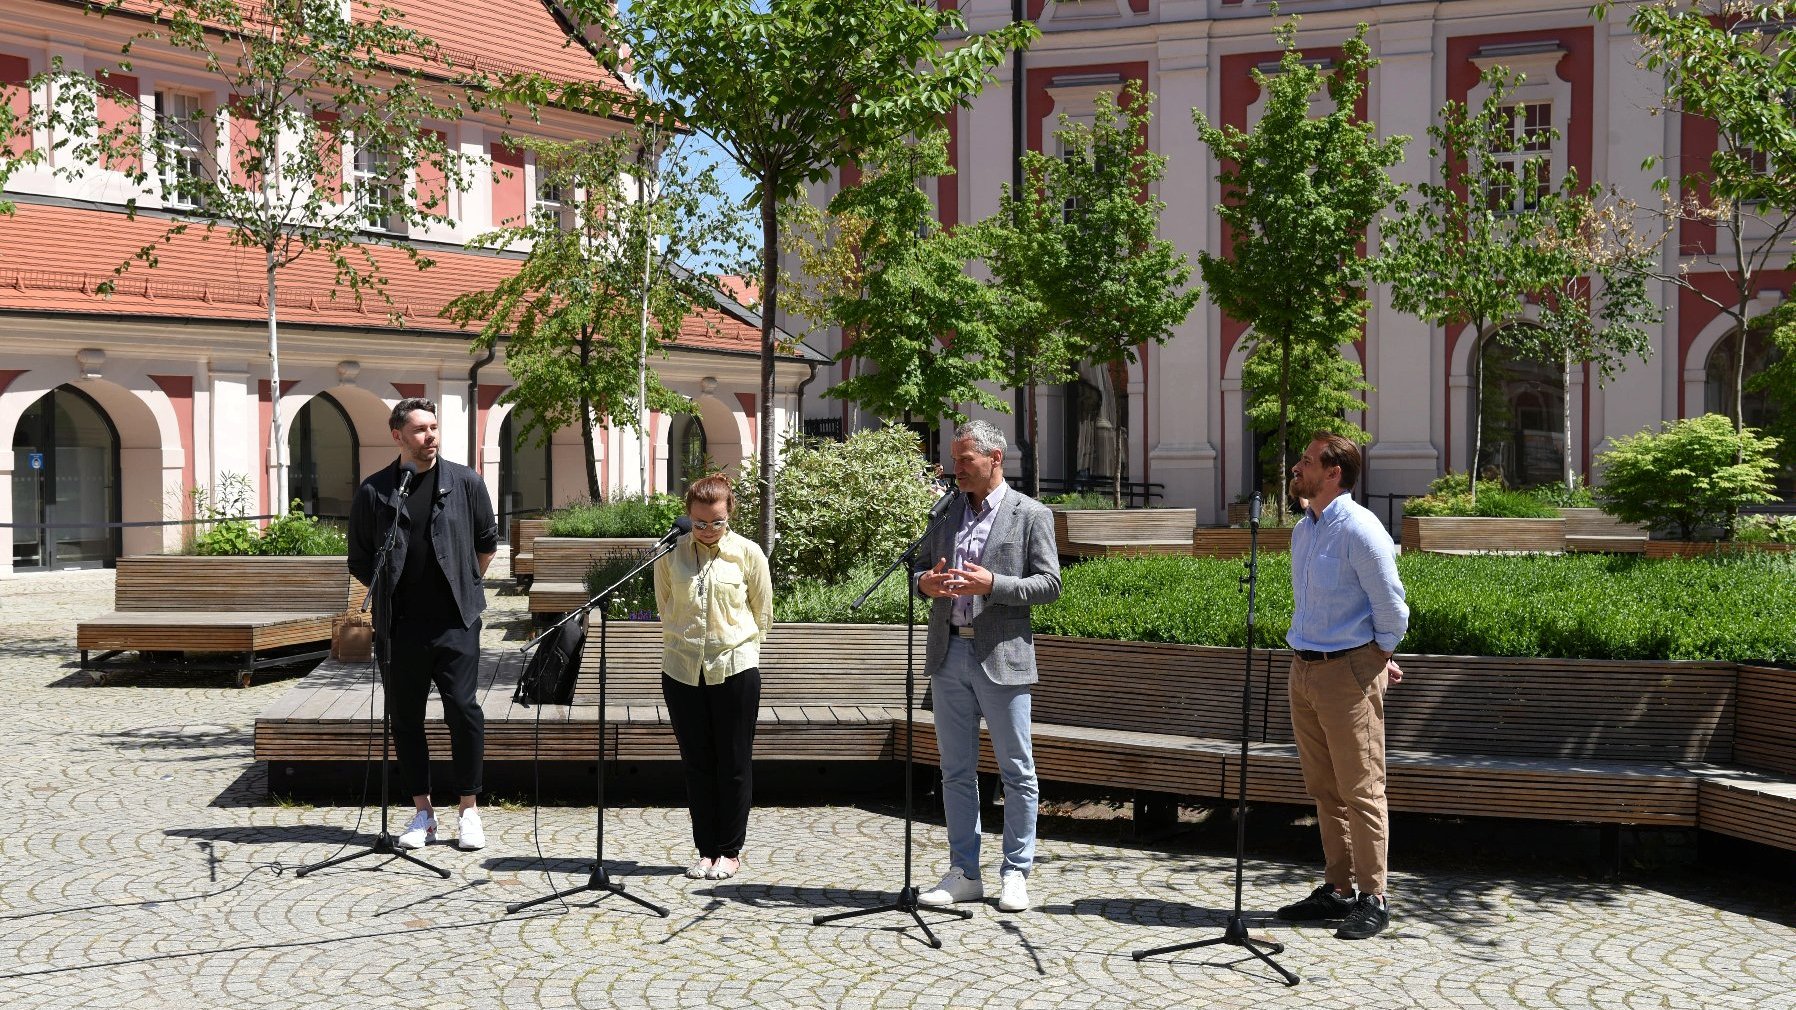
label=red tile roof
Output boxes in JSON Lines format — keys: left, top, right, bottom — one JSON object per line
{"left": 0, "top": 203, "right": 762, "bottom": 353}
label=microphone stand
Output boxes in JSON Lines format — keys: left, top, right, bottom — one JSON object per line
{"left": 812, "top": 487, "right": 972, "bottom": 948}
{"left": 505, "top": 532, "right": 682, "bottom": 917}
{"left": 300, "top": 473, "right": 449, "bottom": 880}
{"left": 1130, "top": 492, "right": 1298, "bottom": 986}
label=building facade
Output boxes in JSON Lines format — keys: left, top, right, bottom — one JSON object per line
{"left": 794, "top": 0, "right": 1789, "bottom": 518}
{"left": 0, "top": 0, "right": 816, "bottom": 574}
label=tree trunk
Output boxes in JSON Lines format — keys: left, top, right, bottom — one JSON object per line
{"left": 1470, "top": 326, "right": 1485, "bottom": 504}
{"left": 1108, "top": 356, "right": 1128, "bottom": 509}
{"left": 1025, "top": 378, "right": 1040, "bottom": 500}
{"left": 265, "top": 246, "right": 284, "bottom": 519}
{"left": 1276, "top": 335, "right": 1291, "bottom": 526}
{"left": 758, "top": 177, "right": 779, "bottom": 557}
{"left": 1564, "top": 346, "right": 1575, "bottom": 493}
{"left": 637, "top": 138, "right": 656, "bottom": 497}
{"left": 579, "top": 326, "right": 600, "bottom": 502}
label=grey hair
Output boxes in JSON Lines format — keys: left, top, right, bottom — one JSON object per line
{"left": 954, "top": 419, "right": 1008, "bottom": 456}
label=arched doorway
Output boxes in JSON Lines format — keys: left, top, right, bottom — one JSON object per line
{"left": 288, "top": 393, "right": 358, "bottom": 520}
{"left": 1706, "top": 327, "right": 1792, "bottom": 495}
{"left": 10, "top": 386, "right": 121, "bottom": 571}
{"left": 1477, "top": 330, "right": 1564, "bottom": 489}
{"left": 668, "top": 413, "right": 707, "bottom": 493}
{"left": 499, "top": 407, "right": 552, "bottom": 526}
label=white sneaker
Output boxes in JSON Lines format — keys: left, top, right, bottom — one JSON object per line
{"left": 456, "top": 808, "right": 485, "bottom": 851}
{"left": 997, "top": 870, "right": 1029, "bottom": 913}
{"left": 917, "top": 868, "right": 983, "bottom": 907}
{"left": 396, "top": 808, "right": 436, "bottom": 850}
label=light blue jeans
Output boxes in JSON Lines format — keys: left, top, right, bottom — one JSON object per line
{"left": 933, "top": 636, "right": 1038, "bottom": 878}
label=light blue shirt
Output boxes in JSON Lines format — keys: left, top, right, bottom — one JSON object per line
{"left": 950, "top": 481, "right": 1009, "bottom": 627}
{"left": 1287, "top": 493, "right": 1409, "bottom": 655}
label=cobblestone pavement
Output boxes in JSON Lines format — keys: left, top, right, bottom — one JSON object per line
{"left": 2, "top": 566, "right": 1793, "bottom": 1009}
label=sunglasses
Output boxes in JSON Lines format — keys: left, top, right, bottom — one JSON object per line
{"left": 689, "top": 518, "right": 730, "bottom": 532}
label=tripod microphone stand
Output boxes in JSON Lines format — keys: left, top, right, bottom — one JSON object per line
{"left": 505, "top": 524, "right": 686, "bottom": 917}
{"left": 1131, "top": 492, "right": 1298, "bottom": 986}
{"left": 812, "top": 488, "right": 971, "bottom": 949}
{"left": 300, "top": 470, "right": 450, "bottom": 880}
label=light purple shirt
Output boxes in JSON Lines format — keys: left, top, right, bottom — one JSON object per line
{"left": 950, "top": 481, "right": 1009, "bottom": 627}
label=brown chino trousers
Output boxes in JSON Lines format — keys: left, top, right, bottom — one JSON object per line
{"left": 1287, "top": 644, "right": 1389, "bottom": 896}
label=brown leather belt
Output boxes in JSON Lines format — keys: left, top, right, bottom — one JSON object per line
{"left": 950, "top": 625, "right": 975, "bottom": 638}
{"left": 1293, "top": 642, "right": 1374, "bottom": 662}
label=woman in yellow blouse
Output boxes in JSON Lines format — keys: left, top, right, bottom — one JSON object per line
{"left": 653, "top": 474, "right": 773, "bottom": 881}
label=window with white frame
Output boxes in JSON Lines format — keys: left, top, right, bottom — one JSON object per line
{"left": 535, "top": 173, "right": 575, "bottom": 231}
{"left": 1488, "top": 100, "right": 1554, "bottom": 214}
{"left": 352, "top": 144, "right": 403, "bottom": 233}
{"left": 154, "top": 90, "right": 209, "bottom": 209}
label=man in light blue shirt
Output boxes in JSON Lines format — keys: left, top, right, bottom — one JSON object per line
{"left": 1275, "top": 433, "right": 1409, "bottom": 941}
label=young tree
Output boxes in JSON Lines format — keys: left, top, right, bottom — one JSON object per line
{"left": 529, "top": 0, "right": 1037, "bottom": 554}
{"left": 1596, "top": 414, "right": 1781, "bottom": 540}
{"left": 1052, "top": 85, "right": 1200, "bottom": 508}
{"left": 444, "top": 134, "right": 744, "bottom": 502}
{"left": 1197, "top": 18, "right": 1405, "bottom": 522}
{"left": 1375, "top": 67, "right": 1574, "bottom": 501}
{"left": 1241, "top": 339, "right": 1370, "bottom": 498}
{"left": 1597, "top": 1, "right": 1796, "bottom": 440}
{"left": 65, "top": 0, "right": 483, "bottom": 508}
{"left": 977, "top": 151, "right": 1081, "bottom": 500}
{"left": 787, "top": 130, "right": 1006, "bottom": 436}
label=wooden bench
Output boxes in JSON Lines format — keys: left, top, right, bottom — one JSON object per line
{"left": 254, "top": 622, "right": 916, "bottom": 769}
{"left": 508, "top": 518, "right": 553, "bottom": 587}
{"left": 1559, "top": 508, "right": 1648, "bottom": 553}
{"left": 1400, "top": 516, "right": 1567, "bottom": 554}
{"left": 1693, "top": 665, "right": 1796, "bottom": 852}
{"left": 1053, "top": 508, "right": 1196, "bottom": 558}
{"left": 896, "top": 637, "right": 1734, "bottom": 830}
{"left": 526, "top": 537, "right": 659, "bottom": 615}
{"left": 77, "top": 555, "right": 356, "bottom": 687}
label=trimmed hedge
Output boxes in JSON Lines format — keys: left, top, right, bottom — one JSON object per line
{"left": 781, "top": 553, "right": 1796, "bottom": 663}
{"left": 548, "top": 494, "right": 685, "bottom": 539}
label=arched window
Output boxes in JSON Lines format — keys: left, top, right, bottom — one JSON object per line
{"left": 669, "top": 414, "right": 707, "bottom": 493}
{"left": 1706, "top": 328, "right": 1792, "bottom": 495}
{"left": 10, "top": 386, "right": 121, "bottom": 571}
{"left": 1477, "top": 329, "right": 1565, "bottom": 489}
{"left": 499, "top": 408, "right": 553, "bottom": 524}
{"left": 289, "top": 393, "right": 358, "bottom": 520}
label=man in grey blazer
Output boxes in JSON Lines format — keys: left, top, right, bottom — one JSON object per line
{"left": 916, "top": 419, "right": 1062, "bottom": 913}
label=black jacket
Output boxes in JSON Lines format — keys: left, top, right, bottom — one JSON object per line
{"left": 348, "top": 457, "right": 498, "bottom": 630}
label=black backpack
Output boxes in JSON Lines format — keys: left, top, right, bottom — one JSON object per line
{"left": 513, "top": 618, "right": 585, "bottom": 707}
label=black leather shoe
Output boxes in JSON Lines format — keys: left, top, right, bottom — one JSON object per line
{"left": 1334, "top": 894, "right": 1390, "bottom": 940}
{"left": 1276, "top": 883, "right": 1355, "bottom": 922}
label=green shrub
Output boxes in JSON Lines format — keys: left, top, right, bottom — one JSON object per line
{"left": 549, "top": 492, "right": 685, "bottom": 539}
{"left": 1023, "top": 552, "right": 1795, "bottom": 663}
{"left": 258, "top": 504, "right": 348, "bottom": 555}
{"left": 583, "top": 554, "right": 660, "bottom": 620}
{"left": 1529, "top": 474, "right": 1598, "bottom": 509}
{"left": 736, "top": 423, "right": 940, "bottom": 585}
{"left": 775, "top": 563, "right": 928, "bottom": 626}
{"left": 1403, "top": 487, "right": 1558, "bottom": 518}
{"left": 1736, "top": 513, "right": 1796, "bottom": 545}
{"left": 1044, "top": 492, "right": 1118, "bottom": 510}
{"left": 1596, "top": 414, "right": 1782, "bottom": 539}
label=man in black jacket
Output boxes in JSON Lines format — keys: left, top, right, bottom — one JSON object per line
{"left": 348, "top": 397, "right": 498, "bottom": 851}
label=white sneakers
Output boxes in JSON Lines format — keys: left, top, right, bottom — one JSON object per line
{"left": 918, "top": 868, "right": 984, "bottom": 907}
{"left": 456, "top": 808, "right": 485, "bottom": 851}
{"left": 395, "top": 807, "right": 484, "bottom": 851}
{"left": 707, "top": 856, "right": 740, "bottom": 880}
{"left": 396, "top": 808, "right": 436, "bottom": 850}
{"left": 917, "top": 867, "right": 1031, "bottom": 912}
{"left": 997, "top": 870, "right": 1029, "bottom": 913}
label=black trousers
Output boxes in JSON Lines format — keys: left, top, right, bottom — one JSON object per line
{"left": 383, "top": 619, "right": 484, "bottom": 800}
{"left": 662, "top": 669, "right": 760, "bottom": 859}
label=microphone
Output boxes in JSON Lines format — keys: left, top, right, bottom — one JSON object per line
{"left": 657, "top": 516, "right": 694, "bottom": 546}
{"left": 396, "top": 461, "right": 419, "bottom": 499}
{"left": 1250, "top": 490, "right": 1263, "bottom": 526}
{"left": 930, "top": 476, "right": 962, "bottom": 516}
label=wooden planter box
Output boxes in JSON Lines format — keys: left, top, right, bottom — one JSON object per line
{"left": 528, "top": 536, "right": 661, "bottom": 613}
{"left": 1052, "top": 508, "right": 1196, "bottom": 558}
{"left": 1400, "top": 515, "right": 1566, "bottom": 554}
{"left": 508, "top": 517, "right": 554, "bottom": 585}
{"left": 1559, "top": 508, "right": 1648, "bottom": 554}
{"left": 1643, "top": 540, "right": 1796, "bottom": 558}
{"left": 1191, "top": 526, "right": 1294, "bottom": 558}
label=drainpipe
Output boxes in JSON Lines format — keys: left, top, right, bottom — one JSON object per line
{"left": 468, "top": 345, "right": 495, "bottom": 473}
{"left": 794, "top": 357, "right": 820, "bottom": 435}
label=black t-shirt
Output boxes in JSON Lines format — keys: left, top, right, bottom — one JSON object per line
{"left": 395, "top": 464, "right": 459, "bottom": 625}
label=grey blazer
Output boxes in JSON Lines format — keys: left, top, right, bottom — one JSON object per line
{"left": 919, "top": 487, "right": 1062, "bottom": 686}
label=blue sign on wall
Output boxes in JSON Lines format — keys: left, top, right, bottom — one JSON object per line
{"left": 27, "top": 453, "right": 44, "bottom": 470}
